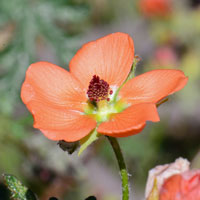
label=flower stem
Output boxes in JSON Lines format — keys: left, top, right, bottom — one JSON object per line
{"left": 107, "top": 136, "right": 129, "bottom": 200}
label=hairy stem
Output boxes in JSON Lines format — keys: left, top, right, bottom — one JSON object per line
{"left": 107, "top": 136, "right": 130, "bottom": 200}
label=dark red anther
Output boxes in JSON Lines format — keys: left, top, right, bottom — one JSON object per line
{"left": 109, "top": 90, "right": 113, "bottom": 95}
{"left": 87, "top": 75, "right": 110, "bottom": 102}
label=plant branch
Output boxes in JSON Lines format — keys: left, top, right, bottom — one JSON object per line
{"left": 107, "top": 136, "right": 130, "bottom": 200}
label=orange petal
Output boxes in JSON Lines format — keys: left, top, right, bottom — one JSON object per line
{"left": 69, "top": 32, "right": 134, "bottom": 89}
{"left": 21, "top": 61, "right": 87, "bottom": 111}
{"left": 26, "top": 101, "right": 96, "bottom": 142}
{"left": 98, "top": 103, "right": 160, "bottom": 137}
{"left": 119, "top": 69, "right": 188, "bottom": 105}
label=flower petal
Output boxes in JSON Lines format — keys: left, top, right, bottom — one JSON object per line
{"left": 69, "top": 32, "right": 134, "bottom": 89}
{"left": 119, "top": 69, "right": 188, "bottom": 105}
{"left": 98, "top": 103, "right": 160, "bottom": 137}
{"left": 160, "top": 170, "right": 200, "bottom": 200}
{"left": 21, "top": 61, "right": 87, "bottom": 111}
{"left": 26, "top": 101, "right": 96, "bottom": 142}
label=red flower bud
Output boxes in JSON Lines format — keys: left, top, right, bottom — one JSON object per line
{"left": 160, "top": 170, "right": 200, "bottom": 200}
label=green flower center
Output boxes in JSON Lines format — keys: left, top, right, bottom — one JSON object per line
{"left": 85, "top": 75, "right": 129, "bottom": 123}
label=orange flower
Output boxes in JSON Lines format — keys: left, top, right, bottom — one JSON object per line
{"left": 21, "top": 32, "right": 187, "bottom": 142}
{"left": 139, "top": 0, "right": 172, "bottom": 17}
{"left": 160, "top": 170, "right": 200, "bottom": 200}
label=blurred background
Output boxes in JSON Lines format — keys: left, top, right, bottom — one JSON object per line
{"left": 0, "top": 0, "right": 200, "bottom": 199}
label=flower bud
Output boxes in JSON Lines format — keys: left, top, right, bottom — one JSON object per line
{"left": 160, "top": 169, "right": 200, "bottom": 200}
{"left": 145, "top": 157, "right": 190, "bottom": 199}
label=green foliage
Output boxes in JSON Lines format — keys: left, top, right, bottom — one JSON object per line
{"left": 0, "top": 0, "right": 89, "bottom": 114}
{"left": 0, "top": 114, "right": 32, "bottom": 178}
{"left": 2, "top": 174, "right": 37, "bottom": 200}
{"left": 151, "top": 9, "right": 200, "bottom": 47}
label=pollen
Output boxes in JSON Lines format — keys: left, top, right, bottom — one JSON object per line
{"left": 87, "top": 75, "right": 112, "bottom": 102}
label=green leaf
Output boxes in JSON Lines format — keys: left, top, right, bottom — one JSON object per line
{"left": 78, "top": 129, "right": 100, "bottom": 156}
{"left": 2, "top": 174, "right": 37, "bottom": 200}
